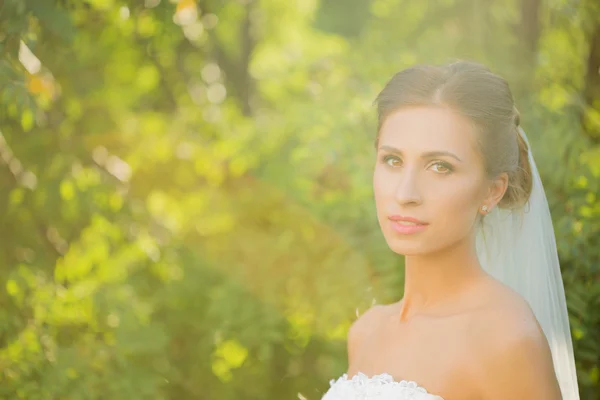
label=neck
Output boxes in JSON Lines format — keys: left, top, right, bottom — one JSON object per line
{"left": 398, "top": 235, "right": 487, "bottom": 322}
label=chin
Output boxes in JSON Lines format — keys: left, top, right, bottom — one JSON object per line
{"left": 383, "top": 230, "right": 455, "bottom": 256}
{"left": 385, "top": 238, "right": 433, "bottom": 256}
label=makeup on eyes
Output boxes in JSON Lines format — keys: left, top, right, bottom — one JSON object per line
{"left": 377, "top": 145, "right": 463, "bottom": 163}
{"left": 380, "top": 154, "right": 455, "bottom": 174}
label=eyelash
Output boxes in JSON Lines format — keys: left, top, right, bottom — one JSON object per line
{"left": 381, "top": 155, "right": 454, "bottom": 174}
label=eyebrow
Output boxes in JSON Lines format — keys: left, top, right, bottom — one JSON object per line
{"left": 378, "top": 145, "right": 463, "bottom": 162}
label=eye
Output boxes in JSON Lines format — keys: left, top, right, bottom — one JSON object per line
{"left": 382, "top": 155, "right": 402, "bottom": 168}
{"left": 429, "top": 161, "right": 453, "bottom": 174}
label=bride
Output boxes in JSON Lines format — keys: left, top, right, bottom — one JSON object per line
{"left": 322, "top": 61, "right": 579, "bottom": 400}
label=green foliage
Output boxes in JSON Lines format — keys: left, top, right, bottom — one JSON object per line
{"left": 0, "top": 0, "right": 598, "bottom": 399}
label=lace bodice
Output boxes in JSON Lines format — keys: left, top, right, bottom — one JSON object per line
{"left": 322, "top": 372, "right": 445, "bottom": 400}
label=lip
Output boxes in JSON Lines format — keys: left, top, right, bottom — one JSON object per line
{"left": 388, "top": 215, "right": 429, "bottom": 235}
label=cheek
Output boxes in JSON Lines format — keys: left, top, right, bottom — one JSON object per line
{"left": 372, "top": 167, "right": 393, "bottom": 208}
{"left": 430, "top": 179, "right": 482, "bottom": 233}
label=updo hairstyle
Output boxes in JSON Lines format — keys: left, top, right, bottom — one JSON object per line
{"left": 375, "top": 61, "right": 533, "bottom": 209}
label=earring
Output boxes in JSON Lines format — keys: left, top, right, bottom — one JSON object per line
{"left": 481, "top": 205, "right": 488, "bottom": 213}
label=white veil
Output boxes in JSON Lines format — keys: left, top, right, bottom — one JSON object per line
{"left": 475, "top": 127, "right": 579, "bottom": 399}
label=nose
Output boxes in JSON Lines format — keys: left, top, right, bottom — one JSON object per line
{"left": 394, "top": 167, "right": 423, "bottom": 206}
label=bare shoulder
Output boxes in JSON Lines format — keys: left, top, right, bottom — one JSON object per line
{"left": 468, "top": 280, "right": 543, "bottom": 343}
{"left": 348, "top": 304, "right": 387, "bottom": 347}
{"left": 466, "top": 281, "right": 561, "bottom": 399}
{"left": 347, "top": 303, "right": 392, "bottom": 365}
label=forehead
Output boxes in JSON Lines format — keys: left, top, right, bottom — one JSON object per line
{"left": 378, "top": 106, "right": 480, "bottom": 159}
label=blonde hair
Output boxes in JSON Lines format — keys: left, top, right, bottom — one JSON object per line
{"left": 375, "top": 61, "right": 533, "bottom": 209}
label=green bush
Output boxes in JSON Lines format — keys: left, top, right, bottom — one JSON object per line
{"left": 0, "top": 0, "right": 598, "bottom": 398}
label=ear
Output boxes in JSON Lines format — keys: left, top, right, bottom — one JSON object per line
{"left": 481, "top": 172, "right": 509, "bottom": 213}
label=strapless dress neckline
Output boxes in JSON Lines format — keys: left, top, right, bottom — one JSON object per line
{"left": 322, "top": 372, "right": 445, "bottom": 400}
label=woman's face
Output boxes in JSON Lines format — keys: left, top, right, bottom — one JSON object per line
{"left": 373, "top": 106, "right": 491, "bottom": 256}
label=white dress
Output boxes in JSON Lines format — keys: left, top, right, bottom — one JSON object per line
{"left": 322, "top": 372, "right": 445, "bottom": 400}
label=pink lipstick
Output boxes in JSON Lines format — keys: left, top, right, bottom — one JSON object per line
{"left": 388, "top": 215, "right": 429, "bottom": 235}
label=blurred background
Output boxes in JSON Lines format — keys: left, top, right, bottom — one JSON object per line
{"left": 0, "top": 0, "right": 599, "bottom": 399}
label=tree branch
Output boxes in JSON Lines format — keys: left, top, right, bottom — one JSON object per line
{"left": 582, "top": 22, "right": 600, "bottom": 143}
{"left": 198, "top": 0, "right": 257, "bottom": 116}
